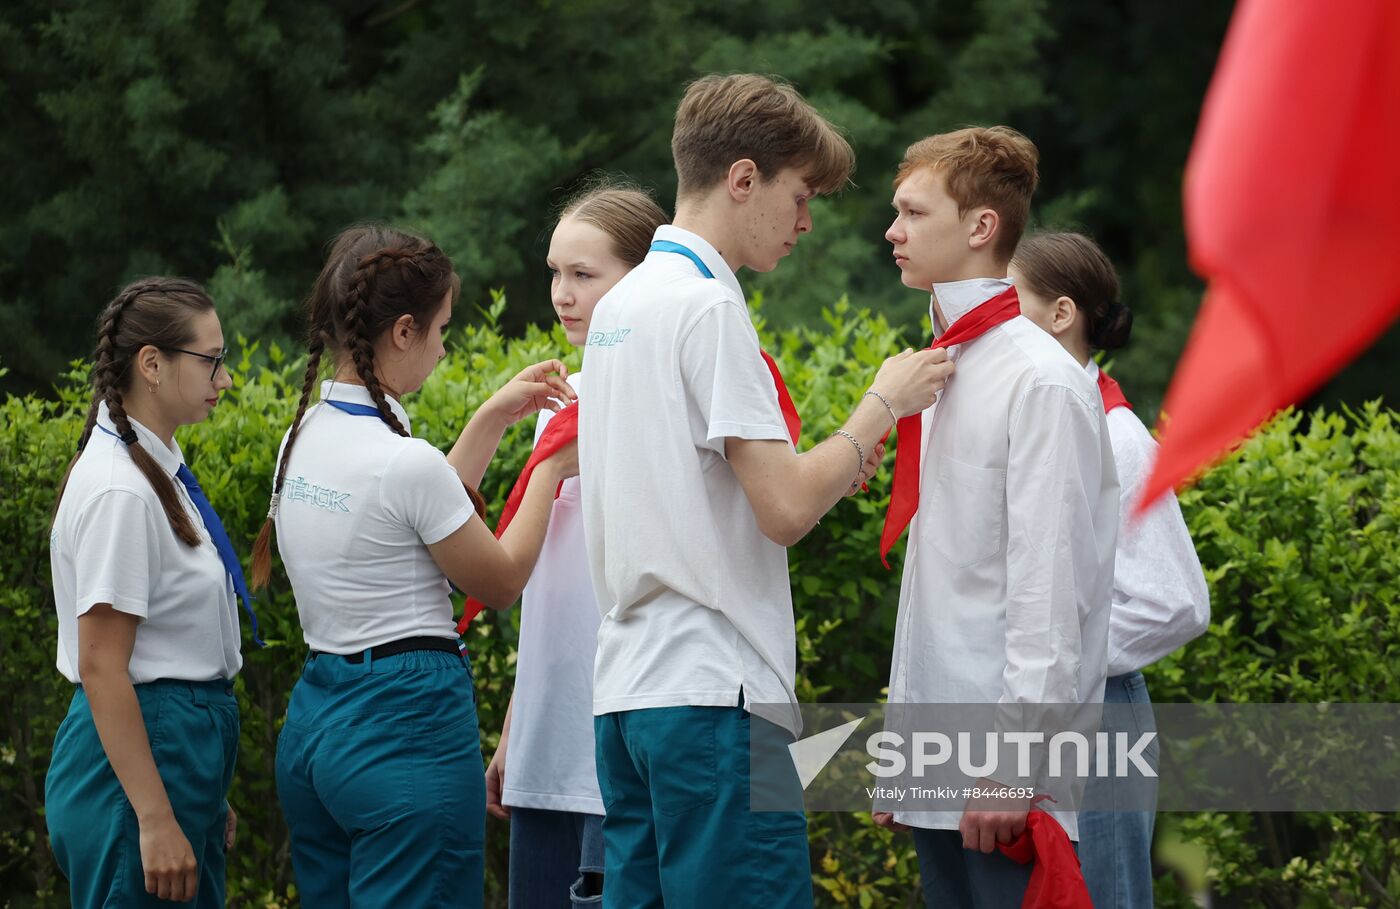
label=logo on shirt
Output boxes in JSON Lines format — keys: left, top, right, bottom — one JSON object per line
{"left": 586, "top": 327, "right": 632, "bottom": 348}
{"left": 283, "top": 475, "right": 352, "bottom": 513}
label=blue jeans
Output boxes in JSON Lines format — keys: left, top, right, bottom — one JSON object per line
{"left": 912, "top": 828, "right": 1034, "bottom": 908}
{"left": 276, "top": 648, "right": 485, "bottom": 909}
{"left": 594, "top": 706, "right": 812, "bottom": 909}
{"left": 46, "top": 680, "right": 239, "bottom": 909}
{"left": 508, "top": 807, "right": 604, "bottom": 907}
{"left": 1078, "top": 671, "right": 1159, "bottom": 908}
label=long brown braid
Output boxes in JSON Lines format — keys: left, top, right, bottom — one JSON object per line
{"left": 249, "top": 304, "right": 331, "bottom": 588}
{"left": 250, "top": 225, "right": 484, "bottom": 589}
{"left": 52, "top": 278, "right": 214, "bottom": 547}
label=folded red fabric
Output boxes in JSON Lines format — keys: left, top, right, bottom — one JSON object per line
{"left": 1097, "top": 368, "right": 1131, "bottom": 414}
{"left": 997, "top": 807, "right": 1093, "bottom": 909}
{"left": 457, "top": 403, "right": 578, "bottom": 630}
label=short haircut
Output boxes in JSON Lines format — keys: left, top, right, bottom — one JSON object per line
{"left": 894, "top": 126, "right": 1040, "bottom": 259}
{"left": 672, "top": 73, "right": 855, "bottom": 200}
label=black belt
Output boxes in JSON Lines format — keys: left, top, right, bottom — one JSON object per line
{"left": 312, "top": 636, "right": 461, "bottom": 664}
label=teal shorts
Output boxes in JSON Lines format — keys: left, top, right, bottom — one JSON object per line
{"left": 594, "top": 704, "right": 812, "bottom": 909}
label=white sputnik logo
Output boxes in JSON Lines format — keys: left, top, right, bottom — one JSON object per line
{"left": 787, "top": 716, "right": 866, "bottom": 790}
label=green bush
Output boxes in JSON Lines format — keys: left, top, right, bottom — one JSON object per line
{"left": 1145, "top": 402, "right": 1400, "bottom": 907}
{"left": 0, "top": 306, "right": 1395, "bottom": 907}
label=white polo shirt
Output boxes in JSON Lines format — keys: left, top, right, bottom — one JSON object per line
{"left": 502, "top": 372, "right": 605, "bottom": 815}
{"left": 50, "top": 402, "right": 243, "bottom": 684}
{"left": 274, "top": 381, "right": 476, "bottom": 654}
{"left": 578, "top": 225, "right": 800, "bottom": 735}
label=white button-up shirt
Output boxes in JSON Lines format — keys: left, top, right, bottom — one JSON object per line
{"left": 889, "top": 279, "right": 1119, "bottom": 836}
{"left": 1091, "top": 361, "right": 1210, "bottom": 676}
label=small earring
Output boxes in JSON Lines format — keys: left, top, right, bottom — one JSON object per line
{"left": 148, "top": 381, "right": 160, "bottom": 394}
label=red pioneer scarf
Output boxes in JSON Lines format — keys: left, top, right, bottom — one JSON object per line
{"left": 878, "top": 285, "right": 1023, "bottom": 567}
{"left": 457, "top": 350, "right": 800, "bottom": 631}
{"left": 1096, "top": 368, "right": 1131, "bottom": 414}
{"left": 997, "top": 804, "right": 1093, "bottom": 909}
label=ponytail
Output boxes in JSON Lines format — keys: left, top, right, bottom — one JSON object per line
{"left": 1011, "top": 231, "right": 1131, "bottom": 351}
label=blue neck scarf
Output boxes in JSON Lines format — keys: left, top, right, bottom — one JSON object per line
{"left": 96, "top": 424, "right": 264, "bottom": 648}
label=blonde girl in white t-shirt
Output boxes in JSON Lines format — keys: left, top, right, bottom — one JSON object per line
{"left": 483, "top": 184, "right": 667, "bottom": 908}
{"left": 252, "top": 224, "right": 579, "bottom": 909}
{"left": 46, "top": 278, "right": 250, "bottom": 907}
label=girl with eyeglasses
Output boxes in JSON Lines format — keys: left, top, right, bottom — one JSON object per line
{"left": 46, "top": 277, "right": 256, "bottom": 907}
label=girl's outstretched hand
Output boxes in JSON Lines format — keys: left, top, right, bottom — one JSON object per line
{"left": 484, "top": 359, "right": 577, "bottom": 427}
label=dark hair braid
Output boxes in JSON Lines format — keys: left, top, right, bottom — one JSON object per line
{"left": 341, "top": 248, "right": 487, "bottom": 515}
{"left": 250, "top": 235, "right": 484, "bottom": 589}
{"left": 251, "top": 310, "right": 330, "bottom": 588}
{"left": 343, "top": 248, "right": 431, "bottom": 437}
{"left": 352, "top": 247, "right": 490, "bottom": 518}
{"left": 53, "top": 278, "right": 212, "bottom": 547}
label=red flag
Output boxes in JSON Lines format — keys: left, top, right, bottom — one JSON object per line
{"left": 1139, "top": 0, "right": 1400, "bottom": 512}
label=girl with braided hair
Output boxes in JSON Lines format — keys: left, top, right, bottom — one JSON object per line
{"left": 46, "top": 278, "right": 251, "bottom": 907}
{"left": 1011, "top": 231, "right": 1210, "bottom": 909}
{"left": 261, "top": 224, "right": 577, "bottom": 908}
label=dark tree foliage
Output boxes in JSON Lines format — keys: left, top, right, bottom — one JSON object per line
{"left": 1, "top": 1, "right": 1389, "bottom": 412}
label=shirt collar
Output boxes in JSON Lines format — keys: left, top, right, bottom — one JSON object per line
{"left": 1085, "top": 360, "right": 1101, "bottom": 380}
{"left": 320, "top": 380, "right": 412, "bottom": 434}
{"left": 95, "top": 400, "right": 186, "bottom": 477}
{"left": 650, "top": 225, "right": 745, "bottom": 300}
{"left": 930, "top": 277, "right": 1013, "bottom": 338}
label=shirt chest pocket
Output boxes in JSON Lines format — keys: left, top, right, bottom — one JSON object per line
{"left": 921, "top": 456, "right": 1006, "bottom": 568}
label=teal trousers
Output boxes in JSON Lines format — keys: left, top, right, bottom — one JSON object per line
{"left": 594, "top": 705, "right": 812, "bottom": 909}
{"left": 46, "top": 679, "right": 239, "bottom": 908}
{"left": 275, "top": 648, "right": 485, "bottom": 909}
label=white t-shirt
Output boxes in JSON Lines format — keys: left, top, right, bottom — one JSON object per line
{"left": 579, "top": 224, "right": 801, "bottom": 735}
{"left": 50, "top": 402, "right": 243, "bottom": 683}
{"left": 502, "top": 373, "right": 604, "bottom": 815}
{"left": 274, "top": 381, "right": 476, "bottom": 653}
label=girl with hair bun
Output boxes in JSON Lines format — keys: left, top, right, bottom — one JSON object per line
{"left": 46, "top": 277, "right": 250, "bottom": 907}
{"left": 1011, "top": 231, "right": 1210, "bottom": 909}
{"left": 483, "top": 181, "right": 667, "bottom": 908}
{"left": 262, "top": 224, "right": 578, "bottom": 908}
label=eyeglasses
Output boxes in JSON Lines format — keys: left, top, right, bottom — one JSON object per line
{"left": 161, "top": 347, "right": 229, "bottom": 382}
